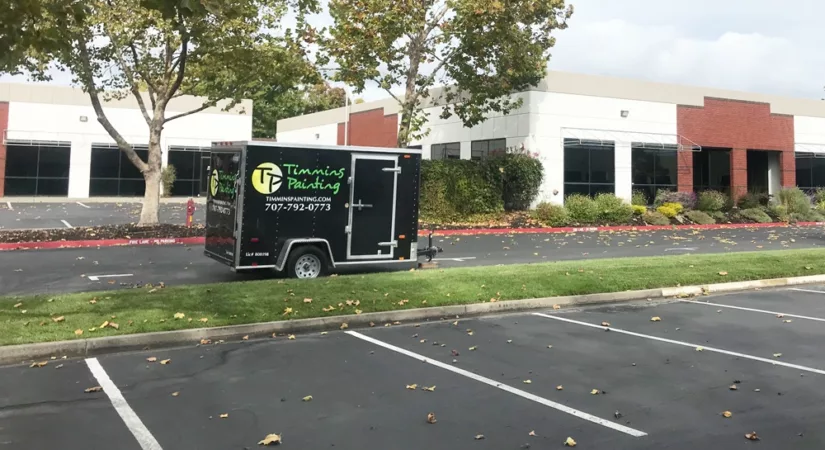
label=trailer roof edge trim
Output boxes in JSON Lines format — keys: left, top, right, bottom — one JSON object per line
{"left": 214, "top": 140, "right": 422, "bottom": 155}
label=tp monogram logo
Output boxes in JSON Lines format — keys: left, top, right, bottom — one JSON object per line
{"left": 251, "top": 162, "right": 283, "bottom": 195}
{"left": 209, "top": 169, "right": 219, "bottom": 197}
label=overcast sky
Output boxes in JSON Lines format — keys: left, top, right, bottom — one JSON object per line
{"left": 3, "top": 0, "right": 823, "bottom": 103}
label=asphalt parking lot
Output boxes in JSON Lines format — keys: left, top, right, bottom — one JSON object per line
{"left": 0, "top": 202, "right": 203, "bottom": 230}
{"left": 1, "top": 225, "right": 823, "bottom": 296}
{"left": 4, "top": 286, "right": 825, "bottom": 449}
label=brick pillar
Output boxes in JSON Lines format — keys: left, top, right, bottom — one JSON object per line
{"left": 0, "top": 102, "right": 8, "bottom": 197}
{"left": 780, "top": 150, "right": 796, "bottom": 187}
{"left": 730, "top": 148, "right": 748, "bottom": 200}
{"left": 677, "top": 150, "right": 693, "bottom": 192}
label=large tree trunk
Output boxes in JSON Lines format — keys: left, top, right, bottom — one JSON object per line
{"left": 138, "top": 127, "right": 163, "bottom": 225}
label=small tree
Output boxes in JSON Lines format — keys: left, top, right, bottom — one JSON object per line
{"left": 1, "top": 0, "right": 316, "bottom": 224}
{"left": 323, "top": 0, "right": 573, "bottom": 148}
{"left": 253, "top": 82, "right": 347, "bottom": 139}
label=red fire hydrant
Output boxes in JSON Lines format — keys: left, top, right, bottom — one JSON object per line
{"left": 186, "top": 198, "right": 195, "bottom": 228}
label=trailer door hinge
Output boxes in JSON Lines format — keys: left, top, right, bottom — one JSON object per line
{"left": 345, "top": 225, "right": 351, "bottom": 234}
{"left": 382, "top": 167, "right": 401, "bottom": 174}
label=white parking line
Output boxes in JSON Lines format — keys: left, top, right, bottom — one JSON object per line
{"left": 346, "top": 330, "right": 647, "bottom": 437}
{"left": 87, "top": 274, "right": 133, "bottom": 281}
{"left": 533, "top": 313, "right": 825, "bottom": 376}
{"left": 789, "top": 288, "right": 825, "bottom": 295}
{"left": 5, "top": 201, "right": 12, "bottom": 211}
{"left": 679, "top": 299, "right": 825, "bottom": 322}
{"left": 433, "top": 256, "right": 477, "bottom": 262}
{"left": 77, "top": 202, "right": 91, "bottom": 209}
{"left": 61, "top": 219, "right": 73, "bottom": 228}
{"left": 85, "top": 358, "right": 163, "bottom": 450}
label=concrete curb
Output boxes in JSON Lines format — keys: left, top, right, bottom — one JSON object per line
{"left": 5, "top": 274, "right": 825, "bottom": 366}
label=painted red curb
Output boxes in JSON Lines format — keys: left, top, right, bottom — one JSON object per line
{"left": 1, "top": 221, "right": 823, "bottom": 251}
{"left": 419, "top": 221, "right": 825, "bottom": 236}
{"left": 0, "top": 236, "right": 205, "bottom": 251}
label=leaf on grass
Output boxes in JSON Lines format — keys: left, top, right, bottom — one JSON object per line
{"left": 199, "top": 318, "right": 208, "bottom": 323}
{"left": 427, "top": 412, "right": 437, "bottom": 424}
{"left": 100, "top": 321, "right": 109, "bottom": 329}
{"left": 84, "top": 386, "right": 103, "bottom": 393}
{"left": 303, "top": 298, "right": 313, "bottom": 303}
{"left": 30, "top": 361, "right": 48, "bottom": 368}
{"left": 89, "top": 299, "right": 97, "bottom": 304}
{"left": 13, "top": 302, "right": 22, "bottom": 308}
{"left": 406, "top": 384, "right": 417, "bottom": 390}
{"left": 174, "top": 312, "right": 185, "bottom": 319}
{"left": 219, "top": 413, "right": 229, "bottom": 419}
{"left": 258, "top": 433, "right": 282, "bottom": 445}
{"left": 474, "top": 434, "right": 485, "bottom": 440}
{"left": 355, "top": 309, "right": 362, "bottom": 315}
{"left": 160, "top": 359, "right": 171, "bottom": 365}
{"left": 52, "top": 316, "right": 65, "bottom": 323}
{"left": 283, "top": 307, "right": 293, "bottom": 316}
{"left": 302, "top": 395, "right": 313, "bottom": 402}
{"left": 650, "top": 316, "right": 662, "bottom": 322}
{"left": 601, "top": 322, "right": 610, "bottom": 327}
{"left": 564, "top": 437, "right": 577, "bottom": 447}
{"left": 74, "top": 329, "right": 83, "bottom": 336}
{"left": 322, "top": 306, "right": 335, "bottom": 312}
{"left": 722, "top": 411, "right": 732, "bottom": 418}
{"left": 422, "top": 385, "right": 436, "bottom": 392}
{"left": 108, "top": 322, "right": 119, "bottom": 330}
{"left": 146, "top": 357, "right": 158, "bottom": 362}
{"left": 745, "top": 432, "right": 760, "bottom": 441}
{"left": 718, "top": 271, "right": 728, "bottom": 276}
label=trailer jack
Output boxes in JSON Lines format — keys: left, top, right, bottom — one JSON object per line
{"left": 417, "top": 231, "right": 443, "bottom": 262}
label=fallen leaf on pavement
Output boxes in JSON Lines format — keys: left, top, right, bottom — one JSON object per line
{"left": 406, "top": 384, "right": 417, "bottom": 390}
{"left": 74, "top": 329, "right": 83, "bottom": 336}
{"left": 722, "top": 411, "right": 732, "bottom": 418}
{"left": 773, "top": 353, "right": 782, "bottom": 358}
{"left": 427, "top": 412, "right": 437, "bottom": 424}
{"left": 302, "top": 395, "right": 313, "bottom": 402}
{"left": 601, "top": 321, "right": 610, "bottom": 327}
{"left": 171, "top": 392, "right": 180, "bottom": 397}
{"left": 650, "top": 316, "right": 661, "bottom": 322}
{"left": 729, "top": 384, "right": 738, "bottom": 391}
{"left": 52, "top": 316, "right": 65, "bottom": 323}
{"left": 556, "top": 385, "right": 563, "bottom": 390}
{"left": 469, "top": 346, "right": 477, "bottom": 351}
{"left": 288, "top": 334, "right": 296, "bottom": 340}
{"left": 242, "top": 335, "right": 249, "bottom": 341}
{"left": 160, "top": 359, "right": 171, "bottom": 365}
{"left": 340, "top": 323, "right": 349, "bottom": 330}
{"left": 745, "top": 432, "right": 760, "bottom": 441}
{"left": 591, "top": 389, "right": 600, "bottom": 395}
{"left": 422, "top": 385, "right": 436, "bottom": 392}
{"left": 146, "top": 357, "right": 157, "bottom": 362}
{"left": 200, "top": 339, "right": 212, "bottom": 345}
{"left": 85, "top": 386, "right": 103, "bottom": 393}
{"left": 529, "top": 430, "right": 536, "bottom": 436}
{"left": 30, "top": 361, "right": 48, "bottom": 368}
{"left": 523, "top": 380, "right": 532, "bottom": 384}
{"left": 776, "top": 314, "right": 784, "bottom": 318}
{"left": 258, "top": 433, "right": 282, "bottom": 445}
{"left": 553, "top": 304, "right": 561, "bottom": 310}
{"left": 219, "top": 413, "right": 229, "bottom": 419}
{"left": 452, "top": 321, "right": 459, "bottom": 326}
{"left": 474, "top": 435, "right": 485, "bottom": 440}
{"left": 696, "top": 347, "right": 704, "bottom": 352}
{"left": 783, "top": 319, "right": 793, "bottom": 323}
{"left": 547, "top": 345, "right": 553, "bottom": 349}
{"left": 564, "top": 437, "right": 577, "bottom": 447}
{"left": 174, "top": 312, "right": 185, "bottom": 319}
{"left": 467, "top": 331, "right": 474, "bottom": 336}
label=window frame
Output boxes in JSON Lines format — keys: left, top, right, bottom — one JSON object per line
{"left": 631, "top": 145, "right": 678, "bottom": 204}
{"left": 4, "top": 142, "right": 72, "bottom": 196}
{"left": 88, "top": 143, "right": 149, "bottom": 197}
{"left": 470, "top": 138, "right": 506, "bottom": 161}
{"left": 167, "top": 146, "right": 211, "bottom": 197}
{"left": 563, "top": 138, "right": 616, "bottom": 198}
{"left": 430, "top": 142, "right": 461, "bottom": 160}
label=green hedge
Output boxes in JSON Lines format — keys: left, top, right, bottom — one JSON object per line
{"left": 420, "top": 160, "right": 502, "bottom": 219}
{"left": 481, "top": 153, "right": 544, "bottom": 211}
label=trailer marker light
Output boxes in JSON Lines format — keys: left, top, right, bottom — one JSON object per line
{"left": 404, "top": 155, "right": 411, "bottom": 159}
{"left": 251, "top": 238, "right": 259, "bottom": 243}
{"left": 398, "top": 235, "right": 406, "bottom": 240}
{"left": 399, "top": 257, "right": 405, "bottom": 261}
{"left": 252, "top": 262, "right": 258, "bottom": 267}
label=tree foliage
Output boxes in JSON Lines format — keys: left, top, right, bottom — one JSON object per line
{"left": 0, "top": 0, "right": 316, "bottom": 223}
{"left": 323, "top": 0, "right": 573, "bottom": 147}
{"left": 253, "top": 83, "right": 347, "bottom": 138}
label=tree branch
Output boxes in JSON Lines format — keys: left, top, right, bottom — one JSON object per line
{"left": 167, "top": 12, "right": 189, "bottom": 98}
{"left": 76, "top": 36, "right": 148, "bottom": 174}
{"left": 129, "top": 42, "right": 157, "bottom": 110}
{"left": 164, "top": 102, "right": 215, "bottom": 124}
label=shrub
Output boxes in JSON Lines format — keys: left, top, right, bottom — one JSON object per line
{"left": 710, "top": 211, "right": 728, "bottom": 223}
{"left": 663, "top": 202, "right": 684, "bottom": 214}
{"left": 632, "top": 205, "right": 647, "bottom": 215}
{"left": 813, "top": 188, "right": 825, "bottom": 204}
{"left": 656, "top": 205, "right": 679, "bottom": 218}
{"left": 631, "top": 190, "right": 648, "bottom": 206}
{"left": 593, "top": 193, "right": 633, "bottom": 224}
{"left": 534, "top": 202, "right": 569, "bottom": 227}
{"left": 739, "top": 208, "right": 772, "bottom": 223}
{"left": 685, "top": 210, "right": 715, "bottom": 225}
{"left": 766, "top": 204, "right": 789, "bottom": 222}
{"left": 777, "top": 187, "right": 811, "bottom": 214}
{"left": 643, "top": 211, "right": 670, "bottom": 225}
{"left": 791, "top": 210, "right": 825, "bottom": 223}
{"left": 161, "top": 165, "right": 176, "bottom": 197}
{"left": 654, "top": 189, "right": 697, "bottom": 209}
{"left": 421, "top": 160, "right": 502, "bottom": 219}
{"left": 481, "top": 151, "right": 544, "bottom": 211}
{"left": 737, "top": 192, "right": 769, "bottom": 209}
{"left": 696, "top": 190, "right": 728, "bottom": 212}
{"left": 816, "top": 200, "right": 825, "bottom": 212}
{"left": 565, "top": 194, "right": 599, "bottom": 224}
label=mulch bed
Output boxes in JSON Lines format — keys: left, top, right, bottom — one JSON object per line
{"left": 0, "top": 224, "right": 205, "bottom": 244}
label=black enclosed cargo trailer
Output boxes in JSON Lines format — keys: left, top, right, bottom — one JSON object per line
{"left": 204, "top": 141, "right": 439, "bottom": 278}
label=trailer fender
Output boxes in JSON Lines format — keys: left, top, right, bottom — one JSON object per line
{"left": 274, "top": 239, "right": 335, "bottom": 272}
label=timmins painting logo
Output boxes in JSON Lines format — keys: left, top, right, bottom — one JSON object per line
{"left": 251, "top": 162, "right": 283, "bottom": 195}
{"left": 210, "top": 169, "right": 220, "bottom": 197}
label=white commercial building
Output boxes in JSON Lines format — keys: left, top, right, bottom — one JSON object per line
{"left": 277, "top": 71, "right": 825, "bottom": 204}
{"left": 0, "top": 83, "right": 252, "bottom": 198}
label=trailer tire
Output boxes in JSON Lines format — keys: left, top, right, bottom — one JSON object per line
{"left": 286, "top": 246, "right": 328, "bottom": 279}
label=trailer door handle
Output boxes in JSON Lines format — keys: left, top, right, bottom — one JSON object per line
{"left": 352, "top": 200, "right": 372, "bottom": 210}
{"left": 382, "top": 167, "right": 401, "bottom": 174}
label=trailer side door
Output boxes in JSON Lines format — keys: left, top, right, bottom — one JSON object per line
{"left": 204, "top": 150, "right": 242, "bottom": 266}
{"left": 347, "top": 153, "right": 399, "bottom": 260}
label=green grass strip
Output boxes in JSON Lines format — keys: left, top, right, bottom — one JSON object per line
{"left": 3, "top": 248, "right": 825, "bottom": 346}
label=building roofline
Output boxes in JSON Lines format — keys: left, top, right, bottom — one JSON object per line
{"left": 277, "top": 70, "right": 825, "bottom": 132}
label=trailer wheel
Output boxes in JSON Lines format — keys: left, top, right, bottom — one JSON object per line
{"left": 287, "top": 246, "right": 328, "bottom": 279}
